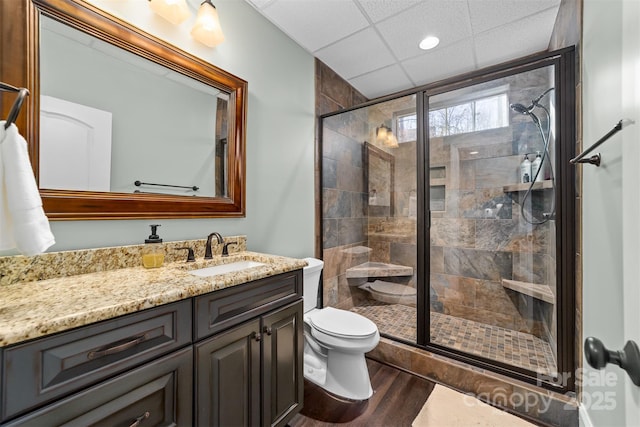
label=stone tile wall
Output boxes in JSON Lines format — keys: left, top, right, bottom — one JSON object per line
{"left": 316, "top": 59, "right": 370, "bottom": 308}
{"left": 429, "top": 67, "right": 557, "bottom": 343}
{"left": 321, "top": 92, "right": 418, "bottom": 310}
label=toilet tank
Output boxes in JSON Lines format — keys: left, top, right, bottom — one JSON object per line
{"left": 302, "top": 257, "right": 323, "bottom": 313}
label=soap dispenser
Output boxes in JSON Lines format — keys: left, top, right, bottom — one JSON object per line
{"left": 142, "top": 224, "right": 164, "bottom": 268}
{"left": 531, "top": 151, "right": 543, "bottom": 182}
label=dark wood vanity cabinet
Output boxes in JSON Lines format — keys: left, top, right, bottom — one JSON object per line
{"left": 0, "top": 269, "right": 304, "bottom": 427}
{"left": 195, "top": 271, "right": 304, "bottom": 427}
{"left": 196, "top": 301, "right": 303, "bottom": 427}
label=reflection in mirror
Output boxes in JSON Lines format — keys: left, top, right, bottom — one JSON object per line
{"left": 365, "top": 142, "right": 394, "bottom": 212}
{"left": 39, "top": 15, "right": 228, "bottom": 198}
{"left": 0, "top": 0, "right": 246, "bottom": 219}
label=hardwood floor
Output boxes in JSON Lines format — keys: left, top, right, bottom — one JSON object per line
{"left": 288, "top": 359, "right": 435, "bottom": 426}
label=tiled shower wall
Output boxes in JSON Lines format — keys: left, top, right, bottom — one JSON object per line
{"left": 322, "top": 93, "right": 419, "bottom": 311}
{"left": 315, "top": 59, "right": 370, "bottom": 309}
{"left": 366, "top": 97, "right": 418, "bottom": 290}
{"left": 429, "top": 68, "right": 557, "bottom": 347}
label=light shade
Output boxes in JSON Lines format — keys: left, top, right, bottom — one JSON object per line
{"left": 376, "top": 124, "right": 398, "bottom": 148}
{"left": 191, "top": 0, "right": 225, "bottom": 47}
{"left": 149, "top": 0, "right": 191, "bottom": 25}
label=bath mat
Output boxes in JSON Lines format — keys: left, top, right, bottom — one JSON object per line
{"left": 412, "top": 384, "right": 536, "bottom": 427}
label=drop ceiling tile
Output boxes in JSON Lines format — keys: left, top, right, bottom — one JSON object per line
{"left": 402, "top": 38, "right": 477, "bottom": 87}
{"left": 474, "top": 8, "right": 559, "bottom": 68}
{"left": 315, "top": 27, "right": 396, "bottom": 80}
{"left": 349, "top": 64, "right": 414, "bottom": 99}
{"left": 260, "top": 0, "right": 369, "bottom": 52}
{"left": 375, "top": 0, "right": 473, "bottom": 61}
{"left": 356, "top": 0, "right": 423, "bottom": 23}
{"left": 468, "top": 0, "right": 560, "bottom": 34}
{"left": 245, "top": 0, "right": 275, "bottom": 9}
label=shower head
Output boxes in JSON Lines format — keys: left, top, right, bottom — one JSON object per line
{"left": 510, "top": 103, "right": 532, "bottom": 115}
{"left": 510, "top": 102, "right": 541, "bottom": 126}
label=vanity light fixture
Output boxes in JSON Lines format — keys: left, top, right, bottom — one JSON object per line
{"left": 148, "top": 0, "right": 225, "bottom": 48}
{"left": 376, "top": 124, "right": 399, "bottom": 148}
{"left": 419, "top": 35, "right": 440, "bottom": 50}
{"left": 191, "top": 0, "right": 225, "bottom": 47}
{"left": 148, "top": 0, "right": 191, "bottom": 25}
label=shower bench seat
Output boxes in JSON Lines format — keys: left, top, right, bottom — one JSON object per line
{"left": 501, "top": 279, "right": 555, "bottom": 304}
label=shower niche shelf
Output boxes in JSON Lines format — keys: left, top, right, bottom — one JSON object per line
{"left": 501, "top": 279, "right": 555, "bottom": 304}
{"left": 503, "top": 180, "right": 553, "bottom": 193}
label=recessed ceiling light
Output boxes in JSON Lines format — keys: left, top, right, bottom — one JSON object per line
{"left": 419, "top": 36, "right": 440, "bottom": 50}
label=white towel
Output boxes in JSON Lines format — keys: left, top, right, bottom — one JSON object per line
{"left": 0, "top": 121, "right": 55, "bottom": 255}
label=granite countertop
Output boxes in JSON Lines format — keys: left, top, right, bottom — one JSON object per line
{"left": 0, "top": 250, "right": 307, "bottom": 347}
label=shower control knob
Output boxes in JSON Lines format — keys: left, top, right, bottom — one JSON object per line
{"left": 584, "top": 337, "right": 640, "bottom": 386}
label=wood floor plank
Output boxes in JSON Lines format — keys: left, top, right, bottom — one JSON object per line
{"left": 289, "top": 359, "right": 435, "bottom": 427}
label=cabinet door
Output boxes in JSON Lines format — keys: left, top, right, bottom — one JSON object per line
{"left": 195, "top": 319, "right": 261, "bottom": 427}
{"left": 3, "top": 347, "right": 193, "bottom": 427}
{"left": 262, "top": 301, "right": 303, "bottom": 427}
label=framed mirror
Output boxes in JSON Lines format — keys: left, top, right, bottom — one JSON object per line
{"left": 0, "top": 0, "right": 247, "bottom": 219}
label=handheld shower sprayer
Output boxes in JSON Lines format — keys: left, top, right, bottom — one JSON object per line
{"left": 510, "top": 102, "right": 541, "bottom": 126}
{"left": 510, "top": 87, "right": 556, "bottom": 225}
{"left": 509, "top": 88, "right": 554, "bottom": 115}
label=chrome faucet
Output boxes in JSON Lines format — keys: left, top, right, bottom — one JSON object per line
{"left": 204, "top": 232, "right": 224, "bottom": 259}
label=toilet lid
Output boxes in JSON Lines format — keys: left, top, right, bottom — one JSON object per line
{"left": 308, "top": 307, "right": 377, "bottom": 338}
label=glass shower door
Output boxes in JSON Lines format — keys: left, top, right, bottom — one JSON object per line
{"left": 426, "top": 65, "right": 559, "bottom": 377}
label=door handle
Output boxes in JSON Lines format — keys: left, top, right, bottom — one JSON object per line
{"left": 584, "top": 337, "right": 640, "bottom": 386}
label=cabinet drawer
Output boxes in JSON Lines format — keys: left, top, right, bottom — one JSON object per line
{"left": 3, "top": 347, "right": 193, "bottom": 427}
{"left": 194, "top": 270, "right": 302, "bottom": 340}
{"left": 2, "top": 300, "right": 191, "bottom": 421}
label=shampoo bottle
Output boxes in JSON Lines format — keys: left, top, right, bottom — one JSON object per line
{"left": 142, "top": 224, "right": 164, "bottom": 268}
{"left": 531, "top": 151, "right": 543, "bottom": 182}
{"left": 520, "top": 155, "right": 531, "bottom": 183}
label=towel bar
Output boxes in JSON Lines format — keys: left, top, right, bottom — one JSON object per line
{"left": 1, "top": 81, "right": 30, "bottom": 130}
{"left": 570, "top": 119, "right": 635, "bottom": 166}
{"left": 134, "top": 180, "right": 199, "bottom": 191}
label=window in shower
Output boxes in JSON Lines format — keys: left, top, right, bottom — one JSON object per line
{"left": 393, "top": 109, "right": 417, "bottom": 143}
{"left": 429, "top": 86, "right": 509, "bottom": 137}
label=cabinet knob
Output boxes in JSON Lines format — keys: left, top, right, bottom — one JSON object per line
{"left": 263, "top": 326, "right": 272, "bottom": 336}
{"left": 253, "top": 332, "right": 261, "bottom": 342}
{"left": 584, "top": 337, "right": 640, "bottom": 386}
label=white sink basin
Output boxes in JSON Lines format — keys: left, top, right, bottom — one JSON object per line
{"left": 189, "top": 260, "right": 266, "bottom": 277}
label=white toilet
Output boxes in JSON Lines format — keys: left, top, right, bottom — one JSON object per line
{"left": 302, "top": 257, "right": 380, "bottom": 400}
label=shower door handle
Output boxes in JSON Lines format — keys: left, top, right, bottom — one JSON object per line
{"left": 584, "top": 337, "right": 640, "bottom": 386}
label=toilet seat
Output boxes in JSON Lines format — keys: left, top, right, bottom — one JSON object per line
{"left": 307, "top": 307, "right": 377, "bottom": 338}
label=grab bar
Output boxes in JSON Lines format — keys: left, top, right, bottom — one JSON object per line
{"left": 134, "top": 180, "right": 199, "bottom": 191}
{"left": 570, "top": 119, "right": 634, "bottom": 166}
{"left": 1, "top": 81, "right": 30, "bottom": 130}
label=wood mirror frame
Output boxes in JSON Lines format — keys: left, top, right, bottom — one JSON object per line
{"left": 0, "top": 0, "right": 247, "bottom": 219}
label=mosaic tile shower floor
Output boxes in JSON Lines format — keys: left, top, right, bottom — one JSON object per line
{"left": 351, "top": 302, "right": 557, "bottom": 376}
